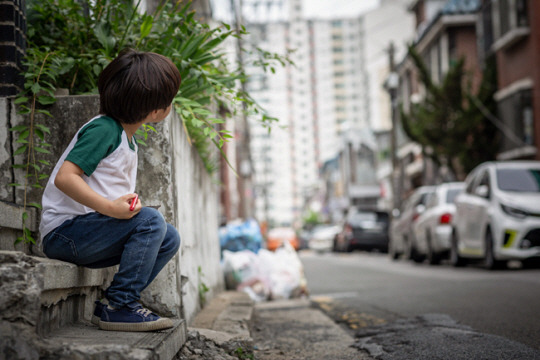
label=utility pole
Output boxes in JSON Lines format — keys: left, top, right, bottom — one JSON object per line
{"left": 230, "top": 0, "right": 254, "bottom": 220}
{"left": 384, "top": 41, "right": 400, "bottom": 211}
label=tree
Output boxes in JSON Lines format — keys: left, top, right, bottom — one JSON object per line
{"left": 400, "top": 45, "right": 500, "bottom": 179}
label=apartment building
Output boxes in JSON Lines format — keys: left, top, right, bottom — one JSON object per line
{"left": 479, "top": 0, "right": 540, "bottom": 160}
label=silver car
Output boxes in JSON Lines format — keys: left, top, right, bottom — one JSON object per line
{"left": 451, "top": 161, "right": 540, "bottom": 269}
{"left": 413, "top": 182, "right": 465, "bottom": 265}
{"left": 389, "top": 186, "right": 436, "bottom": 261}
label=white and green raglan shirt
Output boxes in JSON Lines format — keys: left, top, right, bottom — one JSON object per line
{"left": 39, "top": 115, "right": 138, "bottom": 240}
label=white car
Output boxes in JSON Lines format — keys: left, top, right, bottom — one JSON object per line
{"left": 308, "top": 224, "right": 340, "bottom": 253}
{"left": 413, "top": 182, "right": 465, "bottom": 264}
{"left": 451, "top": 161, "right": 540, "bottom": 269}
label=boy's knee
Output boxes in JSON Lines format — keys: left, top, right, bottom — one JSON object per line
{"left": 138, "top": 207, "right": 167, "bottom": 233}
{"left": 165, "top": 224, "right": 181, "bottom": 253}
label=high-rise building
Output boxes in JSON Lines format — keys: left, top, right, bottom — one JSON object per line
{"left": 240, "top": 0, "right": 413, "bottom": 226}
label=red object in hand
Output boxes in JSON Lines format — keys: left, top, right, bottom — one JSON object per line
{"left": 130, "top": 194, "right": 138, "bottom": 211}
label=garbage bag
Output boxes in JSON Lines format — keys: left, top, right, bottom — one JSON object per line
{"left": 219, "top": 219, "right": 263, "bottom": 254}
{"left": 221, "top": 243, "right": 308, "bottom": 302}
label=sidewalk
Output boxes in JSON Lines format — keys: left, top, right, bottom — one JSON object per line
{"left": 182, "top": 291, "right": 373, "bottom": 360}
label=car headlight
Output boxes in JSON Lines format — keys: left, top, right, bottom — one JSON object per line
{"left": 500, "top": 204, "right": 528, "bottom": 219}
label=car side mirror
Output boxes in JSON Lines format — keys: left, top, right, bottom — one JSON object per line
{"left": 474, "top": 185, "right": 489, "bottom": 198}
{"left": 392, "top": 208, "right": 401, "bottom": 218}
{"left": 415, "top": 204, "right": 426, "bottom": 213}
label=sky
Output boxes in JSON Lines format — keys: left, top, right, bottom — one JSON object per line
{"left": 302, "top": 0, "right": 379, "bottom": 19}
{"left": 211, "top": 0, "right": 381, "bottom": 22}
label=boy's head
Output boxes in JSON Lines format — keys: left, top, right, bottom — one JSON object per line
{"left": 98, "top": 49, "right": 181, "bottom": 124}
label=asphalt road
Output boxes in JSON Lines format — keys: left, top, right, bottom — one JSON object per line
{"left": 300, "top": 250, "right": 540, "bottom": 353}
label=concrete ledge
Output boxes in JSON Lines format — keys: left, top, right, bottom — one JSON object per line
{"left": 42, "top": 319, "right": 187, "bottom": 360}
{"left": 34, "top": 256, "right": 115, "bottom": 291}
{"left": 0, "top": 200, "right": 38, "bottom": 231}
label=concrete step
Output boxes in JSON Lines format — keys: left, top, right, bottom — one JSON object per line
{"left": 41, "top": 318, "right": 187, "bottom": 360}
{"left": 0, "top": 251, "right": 187, "bottom": 359}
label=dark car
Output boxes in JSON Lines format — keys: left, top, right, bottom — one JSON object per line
{"left": 334, "top": 209, "right": 390, "bottom": 252}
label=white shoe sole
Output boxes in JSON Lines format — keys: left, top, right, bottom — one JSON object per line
{"left": 99, "top": 317, "right": 174, "bottom": 332}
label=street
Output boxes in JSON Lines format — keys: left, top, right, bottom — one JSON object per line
{"left": 300, "top": 250, "right": 540, "bottom": 352}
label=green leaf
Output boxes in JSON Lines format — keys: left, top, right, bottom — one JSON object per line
{"left": 8, "top": 183, "right": 22, "bottom": 187}
{"left": 14, "top": 145, "right": 27, "bottom": 155}
{"left": 37, "top": 109, "right": 52, "bottom": 117}
{"left": 18, "top": 130, "right": 30, "bottom": 140}
{"left": 140, "top": 15, "right": 153, "bottom": 39}
{"left": 22, "top": 212, "right": 28, "bottom": 222}
{"left": 35, "top": 128, "right": 44, "bottom": 140}
{"left": 28, "top": 202, "right": 42, "bottom": 209}
{"left": 31, "top": 82, "right": 41, "bottom": 94}
{"left": 37, "top": 95, "right": 56, "bottom": 105}
{"left": 14, "top": 97, "right": 29, "bottom": 104}
{"left": 10, "top": 125, "right": 27, "bottom": 132}
{"left": 34, "top": 146, "right": 51, "bottom": 154}
{"left": 35, "top": 124, "right": 51, "bottom": 134}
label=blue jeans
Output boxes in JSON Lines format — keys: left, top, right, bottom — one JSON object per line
{"left": 42, "top": 207, "right": 181, "bottom": 309}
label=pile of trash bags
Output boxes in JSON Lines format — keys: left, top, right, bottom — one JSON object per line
{"left": 219, "top": 219, "right": 263, "bottom": 255}
{"left": 219, "top": 219, "right": 308, "bottom": 302}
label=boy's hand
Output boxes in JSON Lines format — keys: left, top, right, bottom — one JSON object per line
{"left": 108, "top": 194, "right": 141, "bottom": 219}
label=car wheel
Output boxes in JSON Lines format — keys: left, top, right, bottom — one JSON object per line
{"left": 450, "top": 229, "right": 466, "bottom": 267}
{"left": 522, "top": 257, "right": 540, "bottom": 269}
{"left": 388, "top": 239, "right": 399, "bottom": 260}
{"left": 484, "top": 229, "right": 506, "bottom": 270}
{"left": 405, "top": 235, "right": 424, "bottom": 263}
{"left": 426, "top": 231, "right": 441, "bottom": 265}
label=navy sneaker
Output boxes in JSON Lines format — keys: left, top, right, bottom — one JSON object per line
{"left": 99, "top": 304, "right": 173, "bottom": 332}
{"left": 91, "top": 300, "right": 105, "bottom": 325}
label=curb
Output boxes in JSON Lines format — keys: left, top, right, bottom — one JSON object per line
{"left": 190, "top": 291, "right": 254, "bottom": 344}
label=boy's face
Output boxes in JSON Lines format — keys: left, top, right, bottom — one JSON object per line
{"left": 148, "top": 104, "right": 172, "bottom": 124}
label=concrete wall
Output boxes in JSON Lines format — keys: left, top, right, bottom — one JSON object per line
{"left": 0, "top": 95, "right": 224, "bottom": 324}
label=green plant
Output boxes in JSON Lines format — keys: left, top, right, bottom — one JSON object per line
{"left": 197, "top": 266, "right": 210, "bottom": 306}
{"left": 233, "top": 346, "right": 254, "bottom": 360}
{"left": 8, "top": 48, "right": 65, "bottom": 243}
{"left": 10, "top": 0, "right": 290, "bottom": 244}
{"left": 25, "top": 0, "right": 289, "bottom": 173}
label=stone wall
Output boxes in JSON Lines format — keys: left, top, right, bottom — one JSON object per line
{"left": 0, "top": 95, "right": 224, "bottom": 325}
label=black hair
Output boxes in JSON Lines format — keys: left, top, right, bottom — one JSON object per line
{"left": 98, "top": 48, "right": 181, "bottom": 124}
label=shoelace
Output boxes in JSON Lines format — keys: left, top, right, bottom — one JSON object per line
{"left": 136, "top": 308, "right": 153, "bottom": 317}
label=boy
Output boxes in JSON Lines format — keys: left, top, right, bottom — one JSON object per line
{"left": 39, "top": 49, "right": 182, "bottom": 332}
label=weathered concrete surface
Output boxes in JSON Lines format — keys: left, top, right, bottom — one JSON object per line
{"left": 10, "top": 95, "right": 101, "bottom": 207}
{"left": 177, "top": 291, "right": 254, "bottom": 360}
{"left": 251, "top": 299, "right": 372, "bottom": 360}
{"left": 0, "top": 97, "right": 13, "bottom": 202}
{"left": 352, "top": 313, "right": 540, "bottom": 360}
{"left": 42, "top": 319, "right": 186, "bottom": 360}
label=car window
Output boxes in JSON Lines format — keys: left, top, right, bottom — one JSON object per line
{"left": 446, "top": 188, "right": 462, "bottom": 203}
{"left": 349, "top": 212, "right": 377, "bottom": 225}
{"left": 497, "top": 168, "right": 540, "bottom": 192}
{"left": 476, "top": 171, "right": 491, "bottom": 197}
{"left": 425, "top": 193, "right": 437, "bottom": 208}
{"left": 465, "top": 168, "right": 481, "bottom": 194}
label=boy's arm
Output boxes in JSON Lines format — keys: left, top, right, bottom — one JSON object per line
{"left": 54, "top": 160, "right": 141, "bottom": 219}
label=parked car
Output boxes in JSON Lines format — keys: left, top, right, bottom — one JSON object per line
{"left": 389, "top": 186, "right": 436, "bottom": 261}
{"left": 451, "top": 161, "right": 540, "bottom": 269}
{"left": 334, "top": 208, "right": 389, "bottom": 252}
{"left": 412, "top": 182, "right": 465, "bottom": 264}
{"left": 308, "top": 224, "right": 341, "bottom": 253}
{"left": 266, "top": 227, "right": 299, "bottom": 251}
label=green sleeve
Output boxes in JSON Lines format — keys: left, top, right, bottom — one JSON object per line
{"left": 65, "top": 117, "right": 123, "bottom": 176}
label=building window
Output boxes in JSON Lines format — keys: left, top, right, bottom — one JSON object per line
{"left": 497, "top": 88, "right": 534, "bottom": 153}
{"left": 492, "top": 0, "right": 529, "bottom": 51}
